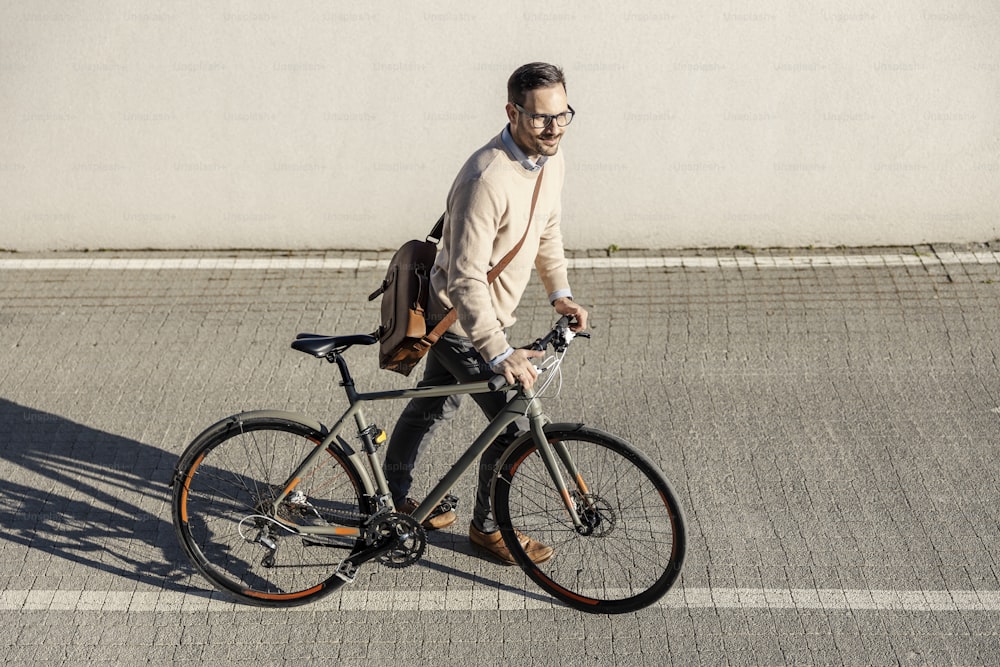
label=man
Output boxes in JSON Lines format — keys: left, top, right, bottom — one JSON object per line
{"left": 383, "top": 62, "right": 588, "bottom": 565}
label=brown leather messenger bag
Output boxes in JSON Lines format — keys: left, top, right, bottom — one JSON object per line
{"left": 370, "top": 168, "right": 544, "bottom": 375}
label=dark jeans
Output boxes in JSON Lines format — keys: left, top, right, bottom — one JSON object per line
{"left": 383, "top": 332, "right": 526, "bottom": 533}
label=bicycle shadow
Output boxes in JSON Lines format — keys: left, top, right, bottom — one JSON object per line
{"left": 414, "top": 531, "right": 559, "bottom": 606}
{"left": 0, "top": 399, "right": 189, "bottom": 591}
{"left": 0, "top": 398, "right": 551, "bottom": 604}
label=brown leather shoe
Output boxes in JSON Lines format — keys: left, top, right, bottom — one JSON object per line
{"left": 469, "top": 524, "right": 554, "bottom": 565}
{"left": 396, "top": 497, "right": 457, "bottom": 530}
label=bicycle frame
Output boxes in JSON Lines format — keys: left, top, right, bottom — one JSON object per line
{"left": 170, "top": 315, "right": 690, "bottom": 612}
{"left": 265, "top": 357, "right": 588, "bottom": 541}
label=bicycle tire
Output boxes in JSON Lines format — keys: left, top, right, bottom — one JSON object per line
{"left": 493, "top": 425, "right": 686, "bottom": 614}
{"left": 172, "top": 414, "right": 367, "bottom": 606}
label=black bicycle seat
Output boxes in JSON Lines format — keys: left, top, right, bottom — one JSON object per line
{"left": 291, "top": 333, "right": 377, "bottom": 357}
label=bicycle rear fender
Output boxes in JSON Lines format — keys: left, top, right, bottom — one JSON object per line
{"left": 172, "top": 410, "right": 377, "bottom": 497}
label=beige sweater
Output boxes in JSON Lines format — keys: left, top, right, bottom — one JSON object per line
{"left": 429, "top": 132, "right": 570, "bottom": 362}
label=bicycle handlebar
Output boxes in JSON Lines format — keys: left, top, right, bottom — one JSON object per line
{"left": 487, "top": 316, "right": 584, "bottom": 391}
{"left": 527, "top": 315, "right": 573, "bottom": 351}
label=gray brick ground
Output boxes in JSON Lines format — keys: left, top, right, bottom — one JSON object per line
{"left": 1, "top": 247, "right": 999, "bottom": 665}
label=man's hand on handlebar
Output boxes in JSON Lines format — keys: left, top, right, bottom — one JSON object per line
{"left": 552, "top": 297, "right": 588, "bottom": 332}
{"left": 496, "top": 348, "right": 546, "bottom": 390}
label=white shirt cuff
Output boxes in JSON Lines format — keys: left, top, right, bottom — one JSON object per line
{"left": 548, "top": 290, "right": 573, "bottom": 305}
{"left": 488, "top": 346, "right": 515, "bottom": 370}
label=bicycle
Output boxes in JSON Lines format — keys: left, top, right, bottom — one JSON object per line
{"left": 171, "top": 317, "right": 686, "bottom": 614}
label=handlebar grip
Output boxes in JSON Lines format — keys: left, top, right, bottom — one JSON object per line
{"left": 488, "top": 375, "right": 508, "bottom": 392}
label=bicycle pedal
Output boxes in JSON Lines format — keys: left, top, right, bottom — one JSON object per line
{"left": 335, "top": 559, "right": 359, "bottom": 584}
{"left": 434, "top": 493, "right": 459, "bottom": 515}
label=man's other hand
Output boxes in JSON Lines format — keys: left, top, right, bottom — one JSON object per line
{"left": 553, "top": 297, "right": 588, "bottom": 332}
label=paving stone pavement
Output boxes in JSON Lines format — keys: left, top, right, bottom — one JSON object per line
{"left": 1, "top": 246, "right": 999, "bottom": 666}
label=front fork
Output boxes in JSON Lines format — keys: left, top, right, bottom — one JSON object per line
{"left": 524, "top": 399, "right": 595, "bottom": 533}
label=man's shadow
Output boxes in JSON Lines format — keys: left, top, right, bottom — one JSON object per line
{"left": 0, "top": 399, "right": 189, "bottom": 591}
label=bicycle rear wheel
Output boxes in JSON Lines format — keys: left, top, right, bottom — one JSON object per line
{"left": 172, "top": 414, "right": 366, "bottom": 606}
{"left": 493, "top": 426, "right": 685, "bottom": 614}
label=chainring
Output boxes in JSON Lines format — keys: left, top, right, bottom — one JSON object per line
{"left": 375, "top": 512, "right": 426, "bottom": 569}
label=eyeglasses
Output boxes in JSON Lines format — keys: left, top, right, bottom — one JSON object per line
{"left": 514, "top": 103, "right": 575, "bottom": 129}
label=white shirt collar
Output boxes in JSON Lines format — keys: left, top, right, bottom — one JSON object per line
{"left": 501, "top": 124, "right": 547, "bottom": 172}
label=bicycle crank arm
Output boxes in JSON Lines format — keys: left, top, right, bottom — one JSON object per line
{"left": 333, "top": 539, "right": 397, "bottom": 583}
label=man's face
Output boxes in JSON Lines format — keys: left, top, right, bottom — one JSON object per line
{"left": 506, "top": 84, "right": 570, "bottom": 160}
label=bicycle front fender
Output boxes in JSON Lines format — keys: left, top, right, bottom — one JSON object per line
{"left": 492, "top": 422, "right": 586, "bottom": 477}
{"left": 504, "top": 421, "right": 586, "bottom": 449}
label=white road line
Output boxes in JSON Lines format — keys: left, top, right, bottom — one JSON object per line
{"left": 1, "top": 588, "right": 998, "bottom": 612}
{"left": 0, "top": 252, "right": 997, "bottom": 271}
{"left": 0, "top": 257, "right": 383, "bottom": 271}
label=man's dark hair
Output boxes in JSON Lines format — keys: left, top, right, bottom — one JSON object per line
{"left": 507, "top": 62, "right": 566, "bottom": 106}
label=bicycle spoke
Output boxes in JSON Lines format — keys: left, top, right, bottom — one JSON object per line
{"left": 495, "top": 428, "right": 685, "bottom": 613}
{"left": 173, "top": 418, "right": 365, "bottom": 606}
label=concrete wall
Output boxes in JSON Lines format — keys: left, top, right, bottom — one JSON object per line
{"left": 2, "top": 2, "right": 998, "bottom": 251}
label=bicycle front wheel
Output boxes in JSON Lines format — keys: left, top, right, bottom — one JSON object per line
{"left": 172, "top": 414, "right": 366, "bottom": 606}
{"left": 493, "top": 426, "right": 686, "bottom": 614}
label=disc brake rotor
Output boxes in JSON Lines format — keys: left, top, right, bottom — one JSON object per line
{"left": 575, "top": 493, "right": 616, "bottom": 537}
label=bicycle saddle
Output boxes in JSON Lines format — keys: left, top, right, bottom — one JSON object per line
{"left": 291, "top": 333, "right": 377, "bottom": 357}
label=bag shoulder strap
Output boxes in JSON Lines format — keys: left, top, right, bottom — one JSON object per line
{"left": 485, "top": 168, "right": 543, "bottom": 283}
{"left": 424, "top": 167, "right": 545, "bottom": 343}
{"left": 427, "top": 213, "right": 445, "bottom": 243}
